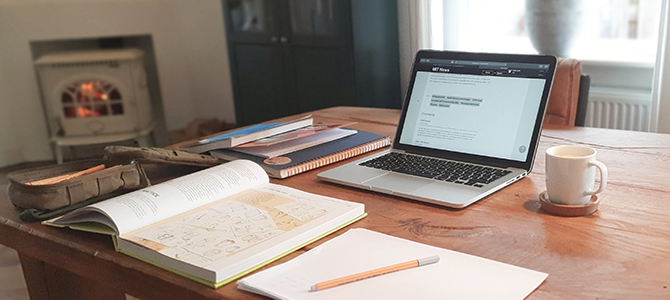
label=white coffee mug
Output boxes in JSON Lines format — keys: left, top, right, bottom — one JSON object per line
{"left": 545, "top": 145, "right": 608, "bottom": 205}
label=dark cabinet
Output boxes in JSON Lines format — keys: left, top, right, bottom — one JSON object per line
{"left": 223, "top": 0, "right": 401, "bottom": 126}
{"left": 223, "top": 0, "right": 400, "bottom": 126}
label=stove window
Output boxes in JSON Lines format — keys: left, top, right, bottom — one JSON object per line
{"left": 61, "top": 80, "right": 123, "bottom": 118}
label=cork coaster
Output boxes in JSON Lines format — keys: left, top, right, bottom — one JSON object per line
{"left": 538, "top": 191, "right": 599, "bottom": 217}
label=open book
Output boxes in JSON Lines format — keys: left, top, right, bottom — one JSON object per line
{"left": 44, "top": 160, "right": 366, "bottom": 288}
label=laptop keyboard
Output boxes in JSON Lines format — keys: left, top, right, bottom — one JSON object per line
{"left": 359, "top": 152, "right": 512, "bottom": 188}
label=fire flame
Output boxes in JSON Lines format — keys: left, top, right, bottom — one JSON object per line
{"left": 95, "top": 92, "right": 108, "bottom": 101}
{"left": 81, "top": 82, "right": 94, "bottom": 94}
{"left": 67, "top": 81, "right": 111, "bottom": 117}
{"left": 77, "top": 106, "right": 98, "bottom": 117}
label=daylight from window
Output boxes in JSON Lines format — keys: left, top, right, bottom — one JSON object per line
{"left": 429, "top": 0, "right": 662, "bottom": 64}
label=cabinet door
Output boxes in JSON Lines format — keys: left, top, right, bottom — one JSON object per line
{"left": 224, "top": 0, "right": 295, "bottom": 126}
{"left": 283, "top": 0, "right": 356, "bottom": 113}
{"left": 224, "top": 0, "right": 356, "bottom": 126}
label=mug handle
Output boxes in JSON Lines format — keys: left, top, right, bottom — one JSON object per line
{"left": 585, "top": 160, "right": 608, "bottom": 195}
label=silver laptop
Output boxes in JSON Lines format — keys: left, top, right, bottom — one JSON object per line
{"left": 318, "top": 50, "right": 557, "bottom": 208}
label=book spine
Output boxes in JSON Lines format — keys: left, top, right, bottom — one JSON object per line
{"left": 280, "top": 137, "right": 391, "bottom": 178}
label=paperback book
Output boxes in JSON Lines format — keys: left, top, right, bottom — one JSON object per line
{"left": 235, "top": 123, "right": 356, "bottom": 148}
{"left": 232, "top": 128, "right": 357, "bottom": 158}
{"left": 179, "top": 115, "right": 312, "bottom": 153}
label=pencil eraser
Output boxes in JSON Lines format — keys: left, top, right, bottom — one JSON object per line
{"left": 418, "top": 255, "right": 440, "bottom": 266}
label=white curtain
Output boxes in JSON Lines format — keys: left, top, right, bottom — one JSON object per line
{"left": 652, "top": 0, "right": 670, "bottom": 133}
{"left": 397, "top": 0, "right": 432, "bottom": 103}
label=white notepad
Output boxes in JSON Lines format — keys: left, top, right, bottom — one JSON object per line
{"left": 237, "top": 228, "right": 547, "bottom": 300}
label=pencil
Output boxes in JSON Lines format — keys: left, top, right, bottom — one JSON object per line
{"left": 27, "top": 164, "right": 107, "bottom": 185}
{"left": 309, "top": 255, "right": 440, "bottom": 292}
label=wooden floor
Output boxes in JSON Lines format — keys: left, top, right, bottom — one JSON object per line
{"left": 0, "top": 162, "right": 42, "bottom": 300}
{"left": 0, "top": 160, "right": 144, "bottom": 300}
{"left": 0, "top": 245, "right": 28, "bottom": 300}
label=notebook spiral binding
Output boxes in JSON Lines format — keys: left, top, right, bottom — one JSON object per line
{"left": 280, "top": 137, "right": 391, "bottom": 178}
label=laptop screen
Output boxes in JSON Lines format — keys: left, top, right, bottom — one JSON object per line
{"left": 396, "top": 51, "right": 556, "bottom": 169}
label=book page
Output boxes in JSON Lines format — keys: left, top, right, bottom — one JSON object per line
{"left": 118, "top": 184, "right": 364, "bottom": 282}
{"left": 235, "top": 123, "right": 355, "bottom": 148}
{"left": 51, "top": 160, "right": 269, "bottom": 235}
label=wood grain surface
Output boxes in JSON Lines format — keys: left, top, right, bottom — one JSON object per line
{"left": 1, "top": 106, "right": 669, "bottom": 299}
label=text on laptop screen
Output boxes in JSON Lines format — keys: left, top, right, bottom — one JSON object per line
{"left": 399, "top": 58, "right": 551, "bottom": 162}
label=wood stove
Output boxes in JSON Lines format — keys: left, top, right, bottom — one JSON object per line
{"left": 35, "top": 49, "right": 155, "bottom": 163}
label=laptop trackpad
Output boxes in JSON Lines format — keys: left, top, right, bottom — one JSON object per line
{"left": 363, "top": 173, "right": 432, "bottom": 193}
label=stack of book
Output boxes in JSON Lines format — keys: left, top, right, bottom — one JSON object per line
{"left": 179, "top": 115, "right": 391, "bottom": 178}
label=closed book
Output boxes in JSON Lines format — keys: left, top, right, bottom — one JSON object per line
{"left": 179, "top": 115, "right": 312, "bottom": 153}
{"left": 232, "top": 128, "right": 357, "bottom": 158}
{"left": 210, "top": 130, "right": 391, "bottom": 179}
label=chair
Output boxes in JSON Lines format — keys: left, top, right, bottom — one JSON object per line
{"left": 543, "top": 58, "right": 590, "bottom": 127}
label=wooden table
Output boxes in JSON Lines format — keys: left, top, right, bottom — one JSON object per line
{"left": 2, "top": 106, "right": 670, "bottom": 299}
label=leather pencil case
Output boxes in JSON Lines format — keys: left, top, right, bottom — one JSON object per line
{"left": 7, "top": 146, "right": 224, "bottom": 222}
{"left": 8, "top": 160, "right": 148, "bottom": 208}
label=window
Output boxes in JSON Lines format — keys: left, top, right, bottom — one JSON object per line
{"left": 428, "top": 0, "right": 662, "bottom": 64}
{"left": 403, "top": 0, "right": 665, "bottom": 132}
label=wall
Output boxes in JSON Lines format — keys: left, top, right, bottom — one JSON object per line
{"left": 0, "top": 0, "right": 236, "bottom": 167}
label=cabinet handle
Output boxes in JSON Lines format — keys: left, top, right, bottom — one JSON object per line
{"left": 280, "top": 36, "right": 289, "bottom": 43}
{"left": 271, "top": 36, "right": 279, "bottom": 42}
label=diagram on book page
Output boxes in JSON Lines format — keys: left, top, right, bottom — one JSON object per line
{"left": 126, "top": 189, "right": 329, "bottom": 267}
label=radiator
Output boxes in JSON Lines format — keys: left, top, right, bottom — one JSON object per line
{"left": 584, "top": 87, "right": 652, "bottom": 132}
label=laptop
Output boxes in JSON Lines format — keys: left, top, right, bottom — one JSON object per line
{"left": 318, "top": 50, "right": 557, "bottom": 208}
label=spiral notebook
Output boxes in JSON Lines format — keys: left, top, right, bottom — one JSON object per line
{"left": 210, "top": 130, "right": 391, "bottom": 178}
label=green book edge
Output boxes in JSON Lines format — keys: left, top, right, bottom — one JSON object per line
{"left": 43, "top": 220, "right": 121, "bottom": 249}
{"left": 117, "top": 212, "right": 368, "bottom": 288}
{"left": 43, "top": 221, "right": 117, "bottom": 236}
